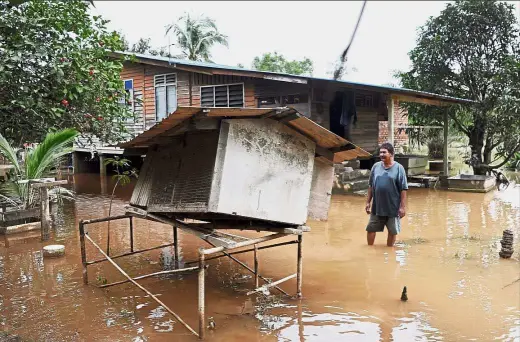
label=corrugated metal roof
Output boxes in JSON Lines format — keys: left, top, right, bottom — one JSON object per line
{"left": 118, "top": 106, "right": 371, "bottom": 162}
{"left": 114, "top": 51, "right": 475, "bottom": 105}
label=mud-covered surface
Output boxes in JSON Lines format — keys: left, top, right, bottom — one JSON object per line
{"left": 0, "top": 173, "right": 519, "bottom": 341}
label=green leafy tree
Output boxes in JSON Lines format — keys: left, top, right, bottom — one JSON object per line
{"left": 0, "top": 128, "right": 77, "bottom": 208}
{"left": 0, "top": 0, "right": 131, "bottom": 145}
{"left": 398, "top": 0, "right": 520, "bottom": 175}
{"left": 125, "top": 37, "right": 174, "bottom": 57}
{"left": 252, "top": 52, "right": 314, "bottom": 76}
{"left": 165, "top": 13, "right": 228, "bottom": 62}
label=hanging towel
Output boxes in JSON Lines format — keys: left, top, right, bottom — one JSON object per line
{"left": 340, "top": 91, "right": 357, "bottom": 127}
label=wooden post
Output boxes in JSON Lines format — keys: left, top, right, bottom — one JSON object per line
{"left": 99, "top": 154, "right": 106, "bottom": 177}
{"left": 174, "top": 223, "right": 179, "bottom": 269}
{"left": 297, "top": 234, "right": 303, "bottom": 298}
{"left": 443, "top": 110, "right": 449, "bottom": 176}
{"left": 254, "top": 244, "right": 259, "bottom": 289}
{"left": 198, "top": 248, "right": 205, "bottom": 340}
{"left": 40, "top": 187, "right": 50, "bottom": 241}
{"left": 129, "top": 216, "right": 134, "bottom": 253}
{"left": 31, "top": 179, "right": 67, "bottom": 241}
{"left": 100, "top": 175, "right": 107, "bottom": 195}
{"left": 387, "top": 96, "right": 395, "bottom": 145}
{"left": 72, "top": 152, "right": 80, "bottom": 174}
{"left": 79, "top": 220, "right": 88, "bottom": 284}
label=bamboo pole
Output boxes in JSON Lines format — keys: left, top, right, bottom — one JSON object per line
{"left": 246, "top": 273, "right": 297, "bottom": 296}
{"left": 79, "top": 220, "right": 88, "bottom": 284}
{"left": 254, "top": 244, "right": 259, "bottom": 289}
{"left": 443, "top": 110, "right": 449, "bottom": 176}
{"left": 40, "top": 187, "right": 50, "bottom": 241}
{"left": 98, "top": 266, "right": 200, "bottom": 288}
{"left": 84, "top": 233, "right": 199, "bottom": 338}
{"left": 184, "top": 240, "right": 298, "bottom": 264}
{"left": 388, "top": 96, "right": 395, "bottom": 145}
{"left": 174, "top": 223, "right": 179, "bottom": 269}
{"left": 86, "top": 242, "right": 176, "bottom": 266}
{"left": 198, "top": 248, "right": 205, "bottom": 340}
{"left": 129, "top": 216, "right": 134, "bottom": 253}
{"left": 297, "top": 235, "right": 303, "bottom": 298}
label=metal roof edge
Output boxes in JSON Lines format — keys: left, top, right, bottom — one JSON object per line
{"left": 111, "top": 51, "right": 476, "bottom": 105}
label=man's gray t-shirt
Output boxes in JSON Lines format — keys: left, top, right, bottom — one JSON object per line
{"left": 369, "top": 161, "right": 408, "bottom": 217}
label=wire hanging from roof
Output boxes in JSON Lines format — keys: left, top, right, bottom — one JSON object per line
{"left": 333, "top": 0, "right": 368, "bottom": 80}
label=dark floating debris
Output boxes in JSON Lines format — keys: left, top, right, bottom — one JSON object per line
{"left": 499, "top": 230, "right": 514, "bottom": 259}
{"left": 208, "top": 317, "right": 216, "bottom": 330}
{"left": 401, "top": 286, "right": 408, "bottom": 302}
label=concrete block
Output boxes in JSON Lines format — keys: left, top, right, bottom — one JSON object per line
{"left": 43, "top": 244, "right": 65, "bottom": 258}
{"left": 358, "top": 169, "right": 370, "bottom": 178}
{"left": 342, "top": 160, "right": 360, "bottom": 169}
{"left": 341, "top": 169, "right": 370, "bottom": 182}
{"left": 334, "top": 164, "right": 345, "bottom": 174}
{"left": 343, "top": 179, "right": 369, "bottom": 192}
{"left": 1, "top": 221, "right": 41, "bottom": 235}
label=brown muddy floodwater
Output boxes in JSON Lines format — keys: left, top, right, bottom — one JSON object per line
{"left": 1, "top": 173, "right": 519, "bottom": 342}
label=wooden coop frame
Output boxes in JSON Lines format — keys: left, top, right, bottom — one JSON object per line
{"left": 79, "top": 211, "right": 307, "bottom": 339}
{"left": 78, "top": 106, "right": 370, "bottom": 339}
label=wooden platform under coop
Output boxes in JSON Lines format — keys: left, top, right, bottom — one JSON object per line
{"left": 119, "top": 106, "right": 370, "bottom": 228}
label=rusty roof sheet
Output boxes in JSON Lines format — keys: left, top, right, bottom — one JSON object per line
{"left": 118, "top": 106, "right": 371, "bottom": 162}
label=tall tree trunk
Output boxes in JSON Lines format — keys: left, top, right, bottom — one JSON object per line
{"left": 483, "top": 135, "right": 493, "bottom": 166}
{"left": 468, "top": 120, "right": 486, "bottom": 175}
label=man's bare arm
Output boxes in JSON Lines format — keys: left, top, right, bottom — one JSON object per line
{"left": 365, "top": 187, "right": 373, "bottom": 214}
{"left": 398, "top": 190, "right": 407, "bottom": 217}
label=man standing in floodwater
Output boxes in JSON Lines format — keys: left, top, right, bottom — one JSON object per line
{"left": 365, "top": 142, "right": 408, "bottom": 247}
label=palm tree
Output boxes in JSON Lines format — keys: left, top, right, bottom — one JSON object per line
{"left": 165, "top": 13, "right": 228, "bottom": 62}
{"left": 0, "top": 129, "right": 78, "bottom": 208}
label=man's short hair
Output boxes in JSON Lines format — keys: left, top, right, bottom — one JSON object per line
{"left": 380, "top": 142, "right": 394, "bottom": 155}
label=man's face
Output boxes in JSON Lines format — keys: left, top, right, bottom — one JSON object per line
{"left": 379, "top": 148, "right": 392, "bottom": 162}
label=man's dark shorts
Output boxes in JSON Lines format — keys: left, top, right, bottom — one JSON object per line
{"left": 366, "top": 214, "right": 401, "bottom": 235}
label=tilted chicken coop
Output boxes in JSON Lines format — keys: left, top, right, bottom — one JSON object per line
{"left": 123, "top": 106, "right": 370, "bottom": 227}
{"left": 78, "top": 106, "right": 370, "bottom": 339}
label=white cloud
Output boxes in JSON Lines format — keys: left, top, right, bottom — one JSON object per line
{"left": 92, "top": 1, "right": 520, "bottom": 86}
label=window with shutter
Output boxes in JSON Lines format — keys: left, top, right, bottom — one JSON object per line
{"left": 119, "top": 79, "right": 135, "bottom": 122}
{"left": 200, "top": 83, "right": 244, "bottom": 108}
{"left": 154, "top": 73, "right": 177, "bottom": 121}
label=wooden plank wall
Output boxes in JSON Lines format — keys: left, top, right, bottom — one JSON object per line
{"left": 349, "top": 110, "right": 379, "bottom": 152}
{"left": 253, "top": 79, "right": 313, "bottom": 118}
{"left": 253, "top": 80, "right": 308, "bottom": 98}
{"left": 191, "top": 74, "right": 255, "bottom": 107}
{"left": 122, "top": 62, "right": 257, "bottom": 130}
{"left": 312, "top": 84, "right": 380, "bottom": 152}
{"left": 142, "top": 65, "right": 191, "bottom": 129}
{"left": 120, "top": 63, "right": 146, "bottom": 135}
{"left": 119, "top": 62, "right": 380, "bottom": 153}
